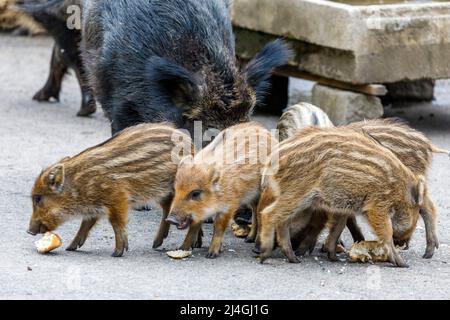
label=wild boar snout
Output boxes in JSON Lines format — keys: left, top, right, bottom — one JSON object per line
{"left": 27, "top": 219, "right": 46, "bottom": 236}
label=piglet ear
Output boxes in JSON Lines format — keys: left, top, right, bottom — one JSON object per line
{"left": 146, "top": 56, "right": 204, "bottom": 108}
{"left": 179, "top": 155, "right": 194, "bottom": 167}
{"left": 245, "top": 39, "right": 292, "bottom": 103}
{"left": 45, "top": 164, "right": 65, "bottom": 193}
{"left": 208, "top": 166, "right": 221, "bottom": 192}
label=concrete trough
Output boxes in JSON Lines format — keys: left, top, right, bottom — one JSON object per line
{"left": 231, "top": 0, "right": 450, "bottom": 84}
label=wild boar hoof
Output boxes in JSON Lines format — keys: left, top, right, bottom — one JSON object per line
{"left": 77, "top": 104, "right": 96, "bottom": 117}
{"left": 259, "top": 255, "right": 269, "bottom": 264}
{"left": 33, "top": 88, "right": 59, "bottom": 102}
{"left": 252, "top": 246, "right": 261, "bottom": 254}
{"left": 152, "top": 239, "right": 163, "bottom": 249}
{"left": 288, "top": 256, "right": 301, "bottom": 264}
{"left": 391, "top": 255, "right": 409, "bottom": 268}
{"left": 245, "top": 237, "right": 255, "bottom": 243}
{"left": 327, "top": 253, "right": 339, "bottom": 262}
{"left": 206, "top": 252, "right": 219, "bottom": 259}
{"left": 423, "top": 252, "right": 433, "bottom": 259}
{"left": 111, "top": 250, "right": 124, "bottom": 258}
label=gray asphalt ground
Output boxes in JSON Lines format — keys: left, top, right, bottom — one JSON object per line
{"left": 1, "top": 34, "right": 450, "bottom": 300}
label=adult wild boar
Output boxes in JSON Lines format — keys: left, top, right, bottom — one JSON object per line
{"left": 81, "top": 0, "right": 291, "bottom": 133}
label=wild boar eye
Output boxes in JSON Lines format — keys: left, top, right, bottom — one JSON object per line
{"left": 189, "top": 190, "right": 203, "bottom": 201}
{"left": 33, "top": 195, "right": 43, "bottom": 205}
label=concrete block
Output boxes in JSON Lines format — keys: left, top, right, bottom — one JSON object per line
{"left": 312, "top": 84, "right": 383, "bottom": 125}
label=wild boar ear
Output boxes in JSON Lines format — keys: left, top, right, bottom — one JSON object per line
{"left": 45, "top": 164, "right": 65, "bottom": 193}
{"left": 179, "top": 155, "right": 194, "bottom": 167}
{"left": 210, "top": 169, "right": 221, "bottom": 192}
{"left": 146, "top": 56, "right": 204, "bottom": 108}
{"left": 244, "top": 39, "right": 292, "bottom": 103}
{"left": 409, "top": 176, "right": 426, "bottom": 206}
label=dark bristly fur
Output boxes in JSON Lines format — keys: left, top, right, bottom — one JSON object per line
{"left": 81, "top": 0, "right": 292, "bottom": 134}
{"left": 19, "top": 0, "right": 96, "bottom": 117}
{"left": 27, "top": 123, "right": 195, "bottom": 257}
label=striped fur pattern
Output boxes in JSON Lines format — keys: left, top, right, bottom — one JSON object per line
{"left": 288, "top": 117, "right": 445, "bottom": 259}
{"left": 274, "top": 103, "right": 361, "bottom": 257}
{"left": 168, "top": 122, "right": 277, "bottom": 258}
{"left": 350, "top": 118, "right": 449, "bottom": 176}
{"left": 348, "top": 118, "right": 446, "bottom": 258}
{"left": 28, "top": 123, "right": 194, "bottom": 257}
{"left": 277, "top": 103, "right": 334, "bottom": 141}
{"left": 0, "top": 0, "right": 45, "bottom": 34}
{"left": 258, "top": 126, "right": 427, "bottom": 267}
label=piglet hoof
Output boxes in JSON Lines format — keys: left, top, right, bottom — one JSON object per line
{"left": 259, "top": 254, "right": 270, "bottom": 264}
{"left": 111, "top": 250, "right": 124, "bottom": 258}
{"left": 423, "top": 252, "right": 433, "bottom": 259}
{"left": 395, "top": 260, "right": 409, "bottom": 268}
{"left": 33, "top": 88, "right": 59, "bottom": 102}
{"left": 252, "top": 246, "right": 261, "bottom": 254}
{"left": 423, "top": 245, "right": 437, "bottom": 259}
{"left": 152, "top": 238, "right": 163, "bottom": 249}
{"left": 245, "top": 237, "right": 255, "bottom": 243}
{"left": 66, "top": 245, "right": 78, "bottom": 252}
{"left": 206, "top": 252, "right": 219, "bottom": 259}
{"left": 287, "top": 255, "right": 301, "bottom": 264}
{"left": 327, "top": 252, "right": 339, "bottom": 262}
{"left": 390, "top": 254, "right": 409, "bottom": 268}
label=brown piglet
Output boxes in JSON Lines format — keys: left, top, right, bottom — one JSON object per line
{"left": 167, "top": 122, "right": 277, "bottom": 258}
{"left": 258, "top": 126, "right": 426, "bottom": 267}
{"left": 28, "top": 123, "right": 194, "bottom": 257}
{"left": 348, "top": 119, "right": 447, "bottom": 258}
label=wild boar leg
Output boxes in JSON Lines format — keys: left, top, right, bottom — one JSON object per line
{"left": 295, "top": 210, "right": 328, "bottom": 256}
{"left": 367, "top": 208, "right": 408, "bottom": 268}
{"left": 66, "top": 217, "right": 99, "bottom": 251}
{"left": 246, "top": 200, "right": 260, "bottom": 243}
{"left": 206, "top": 210, "right": 235, "bottom": 259}
{"left": 346, "top": 215, "right": 365, "bottom": 243}
{"left": 259, "top": 207, "right": 276, "bottom": 264}
{"left": 325, "top": 215, "right": 348, "bottom": 261}
{"left": 421, "top": 195, "right": 439, "bottom": 259}
{"left": 276, "top": 221, "right": 300, "bottom": 263}
{"left": 74, "top": 66, "right": 97, "bottom": 117}
{"left": 33, "top": 44, "right": 67, "bottom": 103}
{"left": 107, "top": 201, "right": 129, "bottom": 257}
{"left": 322, "top": 214, "right": 364, "bottom": 254}
{"left": 153, "top": 196, "right": 173, "bottom": 249}
{"left": 180, "top": 223, "right": 203, "bottom": 251}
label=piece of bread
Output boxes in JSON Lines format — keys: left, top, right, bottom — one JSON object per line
{"left": 35, "top": 232, "right": 62, "bottom": 254}
{"left": 231, "top": 223, "right": 251, "bottom": 238}
{"left": 349, "top": 241, "right": 389, "bottom": 263}
{"left": 166, "top": 250, "right": 192, "bottom": 260}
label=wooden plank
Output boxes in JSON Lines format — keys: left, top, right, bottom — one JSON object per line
{"left": 274, "top": 66, "right": 387, "bottom": 97}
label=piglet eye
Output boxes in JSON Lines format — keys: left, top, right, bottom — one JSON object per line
{"left": 189, "top": 190, "right": 202, "bottom": 201}
{"left": 33, "top": 195, "right": 43, "bottom": 205}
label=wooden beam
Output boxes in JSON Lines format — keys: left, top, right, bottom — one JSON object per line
{"left": 274, "top": 66, "right": 387, "bottom": 97}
